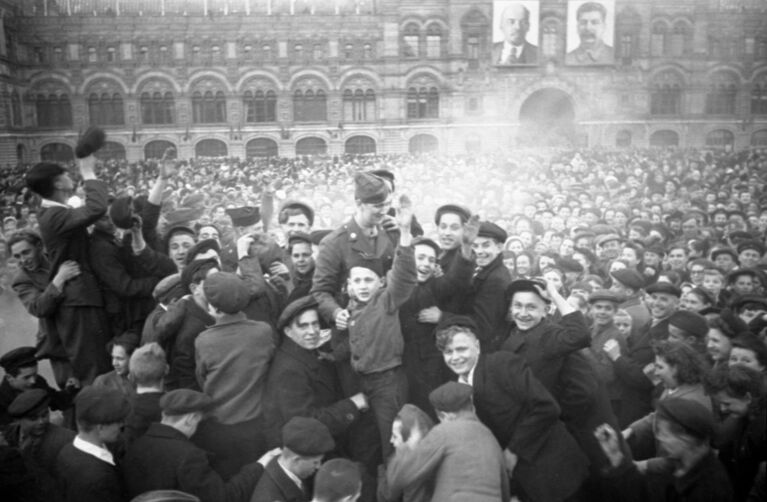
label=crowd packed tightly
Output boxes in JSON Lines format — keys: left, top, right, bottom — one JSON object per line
{"left": 1, "top": 130, "right": 766, "bottom": 502}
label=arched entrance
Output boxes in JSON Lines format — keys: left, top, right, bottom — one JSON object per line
{"left": 145, "top": 140, "right": 176, "bottom": 160}
{"left": 409, "top": 134, "right": 438, "bottom": 155}
{"left": 246, "top": 138, "right": 279, "bottom": 158}
{"left": 295, "top": 137, "right": 327, "bottom": 156}
{"left": 518, "top": 89, "right": 575, "bottom": 146}
{"left": 40, "top": 143, "right": 74, "bottom": 162}
{"left": 94, "top": 141, "right": 126, "bottom": 161}
{"left": 195, "top": 139, "right": 228, "bottom": 157}
{"left": 649, "top": 130, "right": 679, "bottom": 148}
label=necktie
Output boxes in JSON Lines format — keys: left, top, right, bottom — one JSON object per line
{"left": 508, "top": 47, "right": 518, "bottom": 63}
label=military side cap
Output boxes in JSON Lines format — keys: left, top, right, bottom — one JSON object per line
{"left": 710, "top": 247, "right": 739, "bottom": 263}
{"left": 646, "top": 281, "right": 682, "bottom": 298}
{"left": 369, "top": 169, "right": 395, "bottom": 191}
{"left": 656, "top": 398, "right": 713, "bottom": 440}
{"left": 477, "top": 221, "right": 507, "bottom": 243}
{"left": 203, "top": 272, "right": 250, "bottom": 314}
{"left": 8, "top": 389, "right": 50, "bottom": 418}
{"left": 287, "top": 231, "right": 313, "bottom": 248}
{"left": 668, "top": 311, "right": 708, "bottom": 338}
{"left": 610, "top": 269, "right": 645, "bottom": 291}
{"left": 310, "top": 229, "right": 332, "bottom": 246}
{"left": 0, "top": 346, "right": 38, "bottom": 374}
{"left": 75, "top": 386, "right": 131, "bottom": 425}
{"left": 435, "top": 314, "right": 478, "bottom": 334}
{"left": 595, "top": 233, "right": 621, "bottom": 248}
{"left": 278, "top": 296, "right": 319, "bottom": 332}
{"left": 505, "top": 279, "right": 549, "bottom": 304}
{"left": 737, "top": 240, "right": 765, "bottom": 256}
{"left": 281, "top": 200, "right": 315, "bottom": 226}
{"left": 26, "top": 163, "right": 67, "bottom": 196}
{"left": 412, "top": 236, "right": 440, "bottom": 256}
{"left": 109, "top": 195, "right": 135, "bottom": 230}
{"left": 354, "top": 172, "right": 390, "bottom": 204}
{"left": 434, "top": 204, "right": 471, "bottom": 225}
{"left": 588, "top": 289, "right": 621, "bottom": 304}
{"left": 226, "top": 207, "right": 260, "bottom": 227}
{"left": 184, "top": 239, "right": 221, "bottom": 265}
{"left": 429, "top": 382, "right": 473, "bottom": 413}
{"left": 282, "top": 416, "right": 335, "bottom": 456}
{"left": 160, "top": 389, "right": 213, "bottom": 415}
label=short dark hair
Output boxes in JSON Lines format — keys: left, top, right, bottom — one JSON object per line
{"left": 278, "top": 206, "right": 311, "bottom": 225}
{"left": 704, "top": 364, "right": 764, "bottom": 401}
{"left": 6, "top": 229, "right": 43, "bottom": 255}
{"left": 576, "top": 1, "right": 607, "bottom": 21}
{"left": 654, "top": 340, "right": 708, "bottom": 385}
{"left": 313, "top": 459, "right": 362, "bottom": 502}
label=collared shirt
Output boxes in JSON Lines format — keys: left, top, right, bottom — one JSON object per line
{"left": 500, "top": 42, "right": 524, "bottom": 63}
{"left": 40, "top": 198, "right": 69, "bottom": 209}
{"left": 458, "top": 361, "right": 478, "bottom": 386}
{"left": 73, "top": 435, "right": 115, "bottom": 466}
{"left": 277, "top": 456, "right": 304, "bottom": 491}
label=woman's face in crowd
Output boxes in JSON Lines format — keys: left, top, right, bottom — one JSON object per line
{"left": 729, "top": 347, "right": 765, "bottom": 373}
{"left": 112, "top": 345, "right": 130, "bottom": 376}
{"left": 543, "top": 270, "right": 564, "bottom": 292}
{"left": 654, "top": 356, "right": 678, "bottom": 389}
{"left": 713, "top": 391, "right": 751, "bottom": 418}
{"left": 168, "top": 233, "right": 196, "bottom": 270}
{"left": 515, "top": 255, "right": 531, "bottom": 276}
{"left": 706, "top": 329, "right": 732, "bottom": 363}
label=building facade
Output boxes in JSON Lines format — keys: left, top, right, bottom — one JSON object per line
{"left": 0, "top": 0, "right": 765, "bottom": 163}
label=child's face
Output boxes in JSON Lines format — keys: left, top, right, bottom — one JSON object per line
{"left": 614, "top": 315, "right": 632, "bottom": 336}
{"left": 347, "top": 267, "right": 383, "bottom": 303}
{"left": 702, "top": 274, "right": 724, "bottom": 295}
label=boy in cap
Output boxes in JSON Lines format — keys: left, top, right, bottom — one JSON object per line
{"left": 285, "top": 232, "right": 316, "bottom": 304}
{"left": 609, "top": 268, "right": 651, "bottom": 337}
{"left": 666, "top": 310, "right": 709, "bottom": 354}
{"left": 585, "top": 290, "right": 627, "bottom": 414}
{"left": 312, "top": 458, "right": 362, "bottom": 502}
{"left": 123, "top": 389, "right": 275, "bottom": 502}
{"left": 251, "top": 416, "right": 336, "bottom": 502}
{"left": 25, "top": 127, "right": 112, "bottom": 384}
{"left": 386, "top": 382, "right": 509, "bottom": 502}
{"left": 55, "top": 385, "right": 131, "bottom": 502}
{"left": 122, "top": 342, "right": 167, "bottom": 446}
{"left": 194, "top": 271, "right": 275, "bottom": 476}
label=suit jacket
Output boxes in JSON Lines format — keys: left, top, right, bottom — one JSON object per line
{"left": 387, "top": 416, "right": 510, "bottom": 502}
{"left": 470, "top": 254, "right": 512, "bottom": 352}
{"left": 492, "top": 40, "right": 539, "bottom": 65}
{"left": 470, "top": 352, "right": 589, "bottom": 502}
{"left": 249, "top": 457, "right": 308, "bottom": 502}
{"left": 16, "top": 424, "right": 75, "bottom": 502}
{"left": 122, "top": 423, "right": 263, "bottom": 502}
{"left": 55, "top": 442, "right": 125, "bottom": 502}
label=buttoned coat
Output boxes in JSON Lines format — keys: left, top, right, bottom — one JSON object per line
{"left": 249, "top": 457, "right": 308, "bottom": 502}
{"left": 470, "top": 254, "right": 512, "bottom": 352}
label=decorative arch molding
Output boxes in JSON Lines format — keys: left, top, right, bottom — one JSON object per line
{"left": 404, "top": 67, "right": 448, "bottom": 88}
{"left": 82, "top": 77, "right": 130, "bottom": 97}
{"left": 649, "top": 66, "right": 689, "bottom": 86}
{"left": 235, "top": 71, "right": 284, "bottom": 93}
{"left": 140, "top": 136, "right": 180, "bottom": 149}
{"left": 185, "top": 70, "right": 233, "bottom": 94}
{"left": 748, "top": 67, "right": 767, "bottom": 84}
{"left": 399, "top": 16, "right": 426, "bottom": 30}
{"left": 132, "top": 71, "right": 182, "bottom": 94}
{"left": 79, "top": 73, "right": 130, "bottom": 95}
{"left": 705, "top": 65, "right": 746, "bottom": 84}
{"left": 28, "top": 76, "right": 74, "bottom": 96}
{"left": 423, "top": 18, "right": 450, "bottom": 32}
{"left": 242, "top": 133, "right": 282, "bottom": 144}
{"left": 288, "top": 69, "right": 334, "bottom": 91}
{"left": 512, "top": 77, "right": 584, "bottom": 120}
{"left": 338, "top": 68, "right": 384, "bottom": 90}
{"left": 28, "top": 72, "right": 75, "bottom": 94}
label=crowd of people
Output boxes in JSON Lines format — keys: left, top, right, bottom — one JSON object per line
{"left": 0, "top": 128, "right": 766, "bottom": 502}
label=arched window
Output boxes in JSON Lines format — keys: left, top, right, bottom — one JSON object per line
{"left": 345, "top": 136, "right": 376, "bottom": 155}
{"left": 705, "top": 129, "right": 734, "bottom": 150}
{"left": 295, "top": 137, "right": 327, "bottom": 156}
{"left": 144, "top": 140, "right": 176, "bottom": 159}
{"left": 246, "top": 138, "right": 279, "bottom": 158}
{"left": 671, "top": 22, "right": 691, "bottom": 56}
{"left": 193, "top": 90, "right": 227, "bottom": 124}
{"left": 706, "top": 73, "right": 738, "bottom": 115}
{"left": 342, "top": 87, "right": 375, "bottom": 122}
{"left": 195, "top": 139, "right": 228, "bottom": 157}
{"left": 409, "top": 134, "right": 438, "bottom": 154}
{"left": 616, "top": 130, "right": 632, "bottom": 147}
{"left": 426, "top": 23, "right": 442, "bottom": 58}
{"left": 140, "top": 90, "right": 175, "bottom": 125}
{"left": 94, "top": 141, "right": 126, "bottom": 161}
{"left": 35, "top": 93, "right": 72, "bottom": 128}
{"left": 88, "top": 92, "right": 125, "bottom": 125}
{"left": 461, "top": 9, "right": 489, "bottom": 69}
{"left": 751, "top": 130, "right": 767, "bottom": 147}
{"left": 402, "top": 23, "right": 420, "bottom": 58}
{"left": 407, "top": 86, "right": 439, "bottom": 119}
{"left": 651, "top": 21, "right": 668, "bottom": 57}
{"left": 244, "top": 90, "right": 277, "bottom": 123}
{"left": 649, "top": 130, "right": 679, "bottom": 148}
{"left": 41, "top": 143, "right": 74, "bottom": 162}
{"left": 541, "top": 19, "right": 560, "bottom": 58}
{"left": 650, "top": 71, "right": 683, "bottom": 116}
{"left": 294, "top": 87, "right": 327, "bottom": 122}
{"left": 751, "top": 76, "right": 767, "bottom": 115}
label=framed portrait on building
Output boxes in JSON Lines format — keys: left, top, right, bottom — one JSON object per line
{"left": 492, "top": 0, "right": 540, "bottom": 66}
{"left": 565, "top": 0, "right": 615, "bottom": 65}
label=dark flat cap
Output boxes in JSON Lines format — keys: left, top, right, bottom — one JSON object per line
{"left": 75, "top": 386, "right": 131, "bottom": 425}
{"left": 412, "top": 236, "right": 440, "bottom": 256}
{"left": 668, "top": 310, "right": 708, "bottom": 338}
{"left": 505, "top": 279, "right": 550, "bottom": 304}
{"left": 203, "top": 272, "right": 251, "bottom": 314}
{"left": 278, "top": 296, "right": 319, "bottom": 332}
{"left": 165, "top": 207, "right": 205, "bottom": 226}
{"left": 732, "top": 294, "right": 767, "bottom": 311}
{"left": 184, "top": 239, "right": 221, "bottom": 265}
{"left": 310, "top": 229, "right": 332, "bottom": 246}
{"left": 710, "top": 247, "right": 739, "bottom": 262}
{"left": 153, "top": 273, "right": 182, "bottom": 302}
{"left": 75, "top": 126, "right": 106, "bottom": 158}
{"left": 646, "top": 281, "right": 682, "bottom": 298}
{"left": 429, "top": 382, "right": 473, "bottom": 413}
{"left": 226, "top": 207, "right": 260, "bottom": 227}
{"left": 0, "top": 346, "right": 38, "bottom": 373}
{"left": 160, "top": 389, "right": 213, "bottom": 415}
{"left": 610, "top": 269, "right": 645, "bottom": 291}
{"left": 281, "top": 200, "right": 315, "bottom": 226}
{"left": 26, "top": 163, "right": 67, "bottom": 197}
{"left": 477, "top": 221, "right": 507, "bottom": 243}
{"left": 588, "top": 289, "right": 621, "bottom": 304}
{"left": 558, "top": 257, "right": 584, "bottom": 273}
{"left": 737, "top": 241, "right": 765, "bottom": 256}
{"left": 434, "top": 204, "right": 471, "bottom": 225}
{"left": 282, "top": 416, "right": 335, "bottom": 456}
{"left": 435, "top": 314, "right": 478, "bottom": 334}
{"left": 726, "top": 268, "right": 761, "bottom": 284}
{"left": 644, "top": 245, "right": 665, "bottom": 257}
{"left": 287, "top": 231, "right": 313, "bottom": 248}
{"left": 656, "top": 398, "right": 713, "bottom": 440}
{"left": 109, "top": 195, "right": 135, "bottom": 230}
{"left": 594, "top": 233, "right": 621, "bottom": 248}
{"left": 181, "top": 193, "right": 205, "bottom": 209}
{"left": 180, "top": 258, "right": 219, "bottom": 293}
{"left": 354, "top": 172, "right": 390, "bottom": 205}
{"left": 8, "top": 389, "right": 50, "bottom": 418}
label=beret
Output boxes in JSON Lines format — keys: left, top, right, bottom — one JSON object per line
{"left": 737, "top": 241, "right": 765, "bottom": 256}
{"left": 354, "top": 172, "right": 390, "bottom": 205}
{"left": 180, "top": 258, "right": 219, "bottom": 293}
{"left": 160, "top": 389, "right": 213, "bottom": 415}
{"left": 610, "top": 269, "right": 645, "bottom": 291}
{"left": 26, "top": 163, "right": 67, "bottom": 196}
{"left": 435, "top": 314, "right": 478, "bottom": 334}
{"left": 595, "top": 233, "right": 621, "bottom": 248}
{"left": 668, "top": 310, "right": 709, "bottom": 338}
{"left": 505, "top": 279, "right": 550, "bottom": 304}
{"left": 558, "top": 256, "right": 584, "bottom": 273}
{"left": 75, "top": 385, "right": 131, "bottom": 425}
{"left": 8, "top": 389, "right": 50, "bottom": 418}
{"left": 287, "top": 231, "right": 313, "bottom": 248}
{"left": 165, "top": 207, "right": 205, "bottom": 226}
{"left": 278, "top": 296, "right": 319, "bottom": 332}
{"left": 347, "top": 255, "right": 384, "bottom": 278}
{"left": 412, "top": 236, "right": 441, "bottom": 256}
{"left": 281, "top": 200, "right": 315, "bottom": 226}
{"left": 75, "top": 126, "right": 106, "bottom": 158}
{"left": 282, "top": 416, "right": 335, "bottom": 456}
{"left": 310, "top": 229, "right": 332, "bottom": 246}
{"left": 434, "top": 204, "right": 471, "bottom": 225}
{"left": 203, "top": 272, "right": 251, "bottom": 314}
{"left": 184, "top": 239, "right": 221, "bottom": 265}
{"left": 588, "top": 289, "right": 621, "bottom": 304}
{"left": 429, "top": 382, "right": 473, "bottom": 413}
{"left": 656, "top": 398, "right": 713, "bottom": 440}
{"left": 477, "top": 221, "right": 507, "bottom": 243}
{"left": 109, "top": 195, "right": 135, "bottom": 230}
{"left": 710, "top": 247, "right": 739, "bottom": 262}
{"left": 0, "top": 346, "right": 38, "bottom": 373}
{"left": 646, "top": 281, "right": 682, "bottom": 298}
{"left": 226, "top": 206, "right": 260, "bottom": 227}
